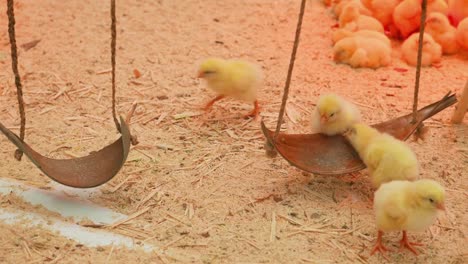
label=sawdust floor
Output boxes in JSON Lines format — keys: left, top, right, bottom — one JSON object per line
{"left": 0, "top": 0, "right": 467, "bottom": 263}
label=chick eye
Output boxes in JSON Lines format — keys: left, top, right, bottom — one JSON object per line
{"left": 204, "top": 70, "right": 216, "bottom": 75}
{"left": 429, "top": 198, "right": 435, "bottom": 203}
{"left": 330, "top": 113, "right": 335, "bottom": 117}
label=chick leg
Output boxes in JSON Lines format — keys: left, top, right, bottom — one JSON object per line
{"left": 370, "top": 230, "right": 392, "bottom": 260}
{"left": 399, "top": 231, "right": 423, "bottom": 255}
{"left": 244, "top": 100, "right": 259, "bottom": 119}
{"left": 204, "top": 95, "right": 225, "bottom": 111}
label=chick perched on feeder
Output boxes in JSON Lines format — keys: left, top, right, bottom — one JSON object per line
{"left": 312, "top": 94, "right": 361, "bottom": 136}
{"left": 197, "top": 58, "right": 262, "bottom": 118}
{"left": 343, "top": 123, "right": 419, "bottom": 189}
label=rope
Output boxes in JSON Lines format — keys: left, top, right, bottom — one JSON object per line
{"left": 111, "top": 0, "right": 121, "bottom": 132}
{"left": 6, "top": 0, "right": 26, "bottom": 161}
{"left": 274, "top": 0, "right": 307, "bottom": 140}
{"left": 412, "top": 0, "right": 427, "bottom": 123}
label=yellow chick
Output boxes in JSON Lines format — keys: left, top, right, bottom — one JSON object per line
{"left": 333, "top": 0, "right": 372, "bottom": 18}
{"left": 312, "top": 94, "right": 361, "bottom": 136}
{"left": 197, "top": 58, "right": 261, "bottom": 118}
{"left": 343, "top": 123, "right": 419, "bottom": 188}
{"left": 427, "top": 0, "right": 449, "bottom": 15}
{"left": 333, "top": 36, "right": 392, "bottom": 68}
{"left": 401, "top": 33, "right": 442, "bottom": 66}
{"left": 448, "top": 0, "right": 468, "bottom": 26}
{"left": 371, "top": 179, "right": 445, "bottom": 256}
{"left": 425, "top": 12, "right": 460, "bottom": 54}
{"left": 393, "top": 0, "right": 423, "bottom": 39}
{"left": 339, "top": 4, "right": 385, "bottom": 32}
{"left": 332, "top": 28, "right": 391, "bottom": 46}
{"left": 456, "top": 17, "right": 468, "bottom": 50}
{"left": 394, "top": 0, "right": 449, "bottom": 39}
{"left": 362, "top": 0, "right": 402, "bottom": 28}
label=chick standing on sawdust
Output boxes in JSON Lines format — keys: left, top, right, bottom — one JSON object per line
{"left": 312, "top": 94, "right": 361, "bottom": 136}
{"left": 425, "top": 12, "right": 460, "bottom": 54}
{"left": 343, "top": 123, "right": 419, "bottom": 188}
{"left": 456, "top": 18, "right": 468, "bottom": 50}
{"left": 371, "top": 179, "right": 446, "bottom": 257}
{"left": 401, "top": 33, "right": 442, "bottom": 66}
{"left": 197, "top": 58, "right": 261, "bottom": 118}
{"left": 333, "top": 35, "right": 392, "bottom": 68}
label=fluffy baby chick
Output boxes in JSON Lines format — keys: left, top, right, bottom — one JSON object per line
{"left": 393, "top": 0, "right": 448, "bottom": 39}
{"left": 393, "top": 0, "right": 424, "bottom": 39}
{"left": 427, "top": 0, "right": 449, "bottom": 15}
{"left": 339, "top": 4, "right": 385, "bottom": 32}
{"left": 425, "top": 12, "right": 460, "bottom": 54}
{"left": 456, "top": 17, "right": 468, "bottom": 50}
{"left": 343, "top": 123, "right": 419, "bottom": 188}
{"left": 371, "top": 179, "right": 445, "bottom": 256}
{"left": 401, "top": 33, "right": 442, "bottom": 66}
{"left": 311, "top": 94, "right": 360, "bottom": 136}
{"left": 362, "top": 0, "right": 402, "bottom": 28}
{"left": 197, "top": 58, "right": 261, "bottom": 118}
{"left": 332, "top": 28, "right": 391, "bottom": 46}
{"left": 333, "top": 0, "right": 372, "bottom": 17}
{"left": 333, "top": 36, "right": 392, "bottom": 68}
{"left": 448, "top": 0, "right": 468, "bottom": 26}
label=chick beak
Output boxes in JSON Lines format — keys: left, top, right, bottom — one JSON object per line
{"left": 320, "top": 115, "right": 328, "bottom": 124}
{"left": 197, "top": 71, "right": 205, "bottom": 78}
{"left": 436, "top": 202, "right": 446, "bottom": 211}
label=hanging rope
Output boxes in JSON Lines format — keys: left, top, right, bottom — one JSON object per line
{"left": 274, "top": 0, "right": 307, "bottom": 140}
{"left": 412, "top": 0, "right": 428, "bottom": 124}
{"left": 111, "top": 0, "right": 121, "bottom": 132}
{"left": 7, "top": 0, "right": 26, "bottom": 161}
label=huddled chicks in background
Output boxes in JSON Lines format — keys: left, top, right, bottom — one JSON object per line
{"left": 313, "top": 93, "right": 446, "bottom": 259}
{"left": 323, "top": 0, "right": 468, "bottom": 68}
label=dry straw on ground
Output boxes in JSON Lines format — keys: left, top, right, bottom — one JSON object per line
{"left": 0, "top": 0, "right": 467, "bottom": 263}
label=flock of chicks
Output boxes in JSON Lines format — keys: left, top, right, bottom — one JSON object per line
{"left": 326, "top": 0, "right": 468, "bottom": 68}
{"left": 197, "top": 58, "right": 446, "bottom": 259}
{"left": 312, "top": 94, "right": 445, "bottom": 257}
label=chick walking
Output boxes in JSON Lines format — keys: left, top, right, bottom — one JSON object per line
{"left": 197, "top": 58, "right": 262, "bottom": 118}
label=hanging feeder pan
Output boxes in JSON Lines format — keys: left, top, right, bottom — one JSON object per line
{"left": 261, "top": 92, "right": 457, "bottom": 175}
{"left": 0, "top": 116, "right": 131, "bottom": 188}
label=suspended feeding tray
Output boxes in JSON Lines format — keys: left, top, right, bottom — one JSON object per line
{"left": 0, "top": 0, "right": 136, "bottom": 188}
{"left": 261, "top": 93, "right": 457, "bottom": 175}
{"left": 0, "top": 117, "right": 131, "bottom": 188}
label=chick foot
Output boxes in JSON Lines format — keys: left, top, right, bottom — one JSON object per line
{"left": 244, "top": 100, "right": 259, "bottom": 119}
{"left": 399, "top": 231, "right": 423, "bottom": 255}
{"left": 371, "top": 231, "right": 392, "bottom": 260}
{"left": 203, "top": 95, "right": 225, "bottom": 111}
